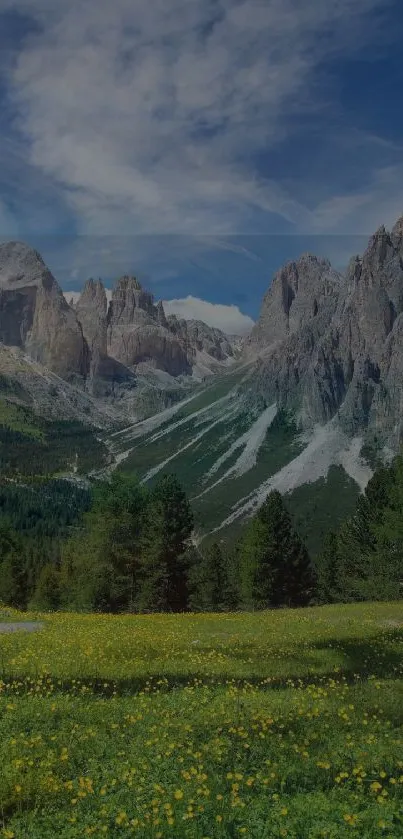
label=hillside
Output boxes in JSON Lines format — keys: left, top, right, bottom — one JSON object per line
{"left": 107, "top": 363, "right": 365, "bottom": 550}
{"left": 106, "top": 217, "right": 403, "bottom": 546}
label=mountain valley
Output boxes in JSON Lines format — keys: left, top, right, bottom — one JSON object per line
{"left": 1, "top": 218, "right": 403, "bottom": 550}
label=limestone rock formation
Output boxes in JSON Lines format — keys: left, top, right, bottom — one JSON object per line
{"left": 107, "top": 277, "right": 191, "bottom": 376}
{"left": 75, "top": 277, "right": 137, "bottom": 398}
{"left": 0, "top": 241, "right": 89, "bottom": 382}
{"left": 75, "top": 278, "right": 108, "bottom": 360}
{"left": 246, "top": 254, "right": 342, "bottom": 354}
{"left": 246, "top": 216, "right": 403, "bottom": 447}
{"left": 167, "top": 314, "right": 237, "bottom": 367}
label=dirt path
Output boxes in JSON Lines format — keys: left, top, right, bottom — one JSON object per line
{"left": 0, "top": 621, "right": 44, "bottom": 634}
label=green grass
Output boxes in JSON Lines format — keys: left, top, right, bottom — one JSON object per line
{"left": 0, "top": 398, "right": 44, "bottom": 441}
{"left": 0, "top": 608, "right": 34, "bottom": 623}
{"left": 0, "top": 602, "right": 402, "bottom": 838}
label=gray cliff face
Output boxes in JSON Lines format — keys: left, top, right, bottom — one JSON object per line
{"left": 307, "top": 225, "right": 403, "bottom": 437}
{"left": 75, "top": 278, "right": 108, "bottom": 359}
{"left": 75, "top": 278, "right": 137, "bottom": 398}
{"left": 246, "top": 254, "right": 342, "bottom": 355}
{"left": 106, "top": 279, "right": 237, "bottom": 376}
{"left": 246, "top": 254, "right": 343, "bottom": 421}
{"left": 0, "top": 244, "right": 240, "bottom": 415}
{"left": 185, "top": 319, "right": 235, "bottom": 362}
{"left": 167, "top": 315, "right": 236, "bottom": 364}
{"left": 247, "top": 217, "right": 403, "bottom": 447}
{"left": 107, "top": 277, "right": 191, "bottom": 376}
{"left": 0, "top": 242, "right": 89, "bottom": 381}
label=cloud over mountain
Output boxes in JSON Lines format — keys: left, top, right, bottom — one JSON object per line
{"left": 162, "top": 296, "right": 254, "bottom": 335}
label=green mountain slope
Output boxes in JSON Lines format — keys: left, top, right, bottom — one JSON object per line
{"left": 0, "top": 396, "right": 109, "bottom": 477}
{"left": 107, "top": 363, "right": 371, "bottom": 551}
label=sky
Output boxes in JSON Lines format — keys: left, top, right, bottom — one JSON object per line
{"left": 1, "top": 0, "right": 403, "bottom": 331}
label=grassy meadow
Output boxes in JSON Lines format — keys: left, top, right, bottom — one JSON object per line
{"left": 0, "top": 602, "right": 402, "bottom": 838}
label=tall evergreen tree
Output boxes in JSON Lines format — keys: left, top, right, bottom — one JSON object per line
{"left": 365, "top": 455, "right": 403, "bottom": 600}
{"left": 29, "top": 563, "right": 61, "bottom": 611}
{"left": 139, "top": 474, "right": 193, "bottom": 612}
{"left": 239, "top": 490, "right": 315, "bottom": 608}
{"left": 332, "top": 459, "right": 400, "bottom": 602}
{"left": 60, "top": 474, "right": 148, "bottom": 611}
{"left": 188, "top": 541, "right": 233, "bottom": 611}
{"left": 314, "top": 531, "right": 339, "bottom": 604}
{"left": 0, "top": 522, "right": 26, "bottom": 608}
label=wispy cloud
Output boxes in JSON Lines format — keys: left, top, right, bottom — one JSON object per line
{"left": 2, "top": 0, "right": 398, "bottom": 240}
{"left": 308, "top": 164, "right": 403, "bottom": 235}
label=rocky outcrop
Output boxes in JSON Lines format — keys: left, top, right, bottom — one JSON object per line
{"left": 0, "top": 243, "right": 242, "bottom": 425}
{"left": 107, "top": 277, "right": 191, "bottom": 376}
{"left": 106, "top": 278, "right": 237, "bottom": 376}
{"left": 0, "top": 242, "right": 89, "bottom": 382}
{"left": 184, "top": 319, "right": 235, "bottom": 362}
{"left": 246, "top": 254, "right": 342, "bottom": 354}
{"left": 75, "top": 278, "right": 108, "bottom": 359}
{"left": 75, "top": 277, "right": 138, "bottom": 399}
{"left": 167, "top": 314, "right": 236, "bottom": 365}
{"left": 246, "top": 217, "right": 403, "bottom": 448}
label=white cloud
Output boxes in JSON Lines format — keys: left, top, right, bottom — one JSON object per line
{"left": 63, "top": 286, "right": 253, "bottom": 335}
{"left": 3, "top": 0, "right": 396, "bottom": 239}
{"left": 162, "top": 295, "right": 254, "bottom": 335}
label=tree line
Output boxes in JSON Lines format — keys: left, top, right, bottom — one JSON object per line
{"left": 0, "top": 454, "right": 402, "bottom": 613}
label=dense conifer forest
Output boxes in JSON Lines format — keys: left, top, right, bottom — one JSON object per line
{"left": 0, "top": 452, "right": 402, "bottom": 612}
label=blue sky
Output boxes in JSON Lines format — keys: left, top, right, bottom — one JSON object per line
{"left": 0, "top": 0, "right": 403, "bottom": 328}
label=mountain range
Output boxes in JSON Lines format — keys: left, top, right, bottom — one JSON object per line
{"left": 1, "top": 217, "right": 403, "bottom": 548}
{"left": 0, "top": 241, "right": 239, "bottom": 426}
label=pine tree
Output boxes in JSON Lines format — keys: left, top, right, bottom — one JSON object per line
{"left": 29, "top": 563, "right": 61, "bottom": 611}
{"left": 188, "top": 541, "right": 232, "bottom": 611}
{"left": 314, "top": 531, "right": 339, "bottom": 603}
{"left": 139, "top": 474, "right": 193, "bottom": 612}
{"left": 368, "top": 455, "right": 403, "bottom": 600}
{"left": 332, "top": 458, "right": 401, "bottom": 602}
{"left": 0, "top": 522, "right": 26, "bottom": 608}
{"left": 60, "top": 474, "right": 148, "bottom": 611}
{"left": 239, "top": 490, "right": 315, "bottom": 608}
{"left": 239, "top": 513, "right": 272, "bottom": 609}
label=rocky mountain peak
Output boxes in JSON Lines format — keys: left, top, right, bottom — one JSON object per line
{"left": 76, "top": 278, "right": 108, "bottom": 360}
{"left": 361, "top": 225, "right": 394, "bottom": 277}
{"left": 247, "top": 253, "right": 341, "bottom": 354}
{"left": 109, "top": 275, "right": 155, "bottom": 325}
{"left": 156, "top": 300, "right": 168, "bottom": 328}
{"left": 0, "top": 241, "right": 89, "bottom": 380}
{"left": 245, "top": 213, "right": 403, "bottom": 447}
{"left": 78, "top": 278, "right": 107, "bottom": 310}
{"left": 0, "top": 240, "right": 54, "bottom": 291}
{"left": 115, "top": 274, "right": 143, "bottom": 292}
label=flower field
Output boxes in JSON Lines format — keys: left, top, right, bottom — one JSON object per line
{"left": 0, "top": 603, "right": 402, "bottom": 838}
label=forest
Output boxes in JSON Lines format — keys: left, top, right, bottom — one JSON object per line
{"left": 0, "top": 450, "right": 402, "bottom": 613}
